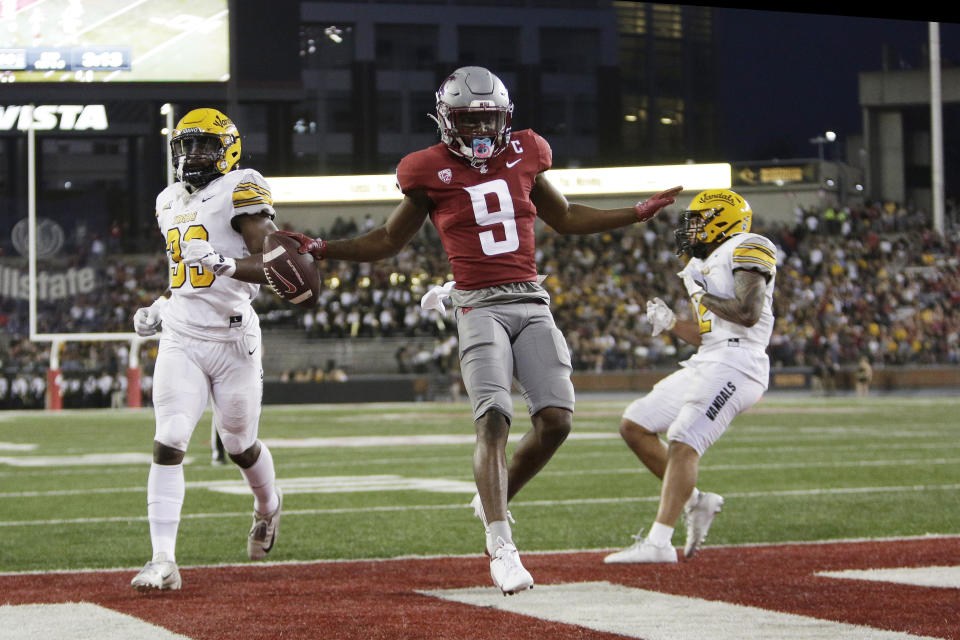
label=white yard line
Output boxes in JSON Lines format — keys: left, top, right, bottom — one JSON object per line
{"left": 3, "top": 457, "right": 960, "bottom": 498}
{"left": 3, "top": 482, "right": 960, "bottom": 528}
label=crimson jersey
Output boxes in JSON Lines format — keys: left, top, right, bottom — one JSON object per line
{"left": 396, "top": 129, "right": 552, "bottom": 290}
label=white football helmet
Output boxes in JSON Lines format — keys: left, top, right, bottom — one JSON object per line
{"left": 431, "top": 66, "right": 513, "bottom": 167}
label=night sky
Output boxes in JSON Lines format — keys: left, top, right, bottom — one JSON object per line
{"left": 712, "top": 8, "right": 960, "bottom": 162}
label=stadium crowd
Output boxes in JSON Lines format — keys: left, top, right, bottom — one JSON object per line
{"left": 1, "top": 201, "right": 958, "bottom": 408}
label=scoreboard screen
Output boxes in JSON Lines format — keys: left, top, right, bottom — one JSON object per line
{"left": 0, "top": 0, "right": 229, "bottom": 83}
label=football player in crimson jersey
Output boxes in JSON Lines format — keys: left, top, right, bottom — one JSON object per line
{"left": 279, "top": 67, "right": 681, "bottom": 593}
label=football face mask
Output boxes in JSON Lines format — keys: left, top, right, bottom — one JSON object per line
{"left": 448, "top": 110, "right": 505, "bottom": 160}
{"left": 170, "top": 108, "right": 241, "bottom": 190}
{"left": 675, "top": 210, "right": 709, "bottom": 258}
{"left": 172, "top": 134, "right": 222, "bottom": 184}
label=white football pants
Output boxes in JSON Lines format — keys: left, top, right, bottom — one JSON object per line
{"left": 152, "top": 328, "right": 263, "bottom": 455}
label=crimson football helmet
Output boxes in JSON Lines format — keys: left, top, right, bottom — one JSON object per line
{"left": 431, "top": 66, "right": 513, "bottom": 167}
{"left": 171, "top": 108, "right": 241, "bottom": 190}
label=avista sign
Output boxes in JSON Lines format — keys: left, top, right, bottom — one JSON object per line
{"left": 0, "top": 105, "right": 108, "bottom": 131}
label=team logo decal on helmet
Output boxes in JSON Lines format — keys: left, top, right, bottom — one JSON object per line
{"left": 430, "top": 66, "right": 513, "bottom": 168}
{"left": 675, "top": 188, "right": 753, "bottom": 258}
{"left": 170, "top": 108, "right": 242, "bottom": 190}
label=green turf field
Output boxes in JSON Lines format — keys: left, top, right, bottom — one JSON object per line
{"left": 1, "top": 395, "right": 958, "bottom": 573}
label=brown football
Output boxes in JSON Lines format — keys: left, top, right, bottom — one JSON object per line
{"left": 262, "top": 232, "right": 320, "bottom": 308}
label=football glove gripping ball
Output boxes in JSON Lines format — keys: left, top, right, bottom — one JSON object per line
{"left": 180, "top": 239, "right": 237, "bottom": 277}
{"left": 635, "top": 185, "right": 683, "bottom": 222}
{"left": 274, "top": 230, "right": 327, "bottom": 261}
{"left": 133, "top": 296, "right": 168, "bottom": 337}
{"left": 645, "top": 297, "right": 676, "bottom": 336}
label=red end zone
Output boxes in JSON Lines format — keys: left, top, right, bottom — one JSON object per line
{"left": 2, "top": 537, "right": 958, "bottom": 639}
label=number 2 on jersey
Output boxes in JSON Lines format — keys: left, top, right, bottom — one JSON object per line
{"left": 166, "top": 225, "right": 214, "bottom": 289}
{"left": 464, "top": 179, "right": 519, "bottom": 256}
{"left": 695, "top": 300, "right": 712, "bottom": 334}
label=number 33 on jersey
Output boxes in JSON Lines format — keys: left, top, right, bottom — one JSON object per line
{"left": 396, "top": 129, "right": 551, "bottom": 290}
{"left": 154, "top": 168, "right": 275, "bottom": 330}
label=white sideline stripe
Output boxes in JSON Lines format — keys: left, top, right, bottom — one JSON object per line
{"left": 817, "top": 566, "right": 960, "bottom": 589}
{"left": 0, "top": 602, "right": 192, "bottom": 640}
{"left": 422, "top": 582, "right": 941, "bottom": 640}
{"left": 3, "top": 483, "right": 960, "bottom": 528}
{"left": 2, "top": 534, "right": 959, "bottom": 578}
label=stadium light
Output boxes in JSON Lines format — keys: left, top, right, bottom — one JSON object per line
{"left": 809, "top": 131, "right": 837, "bottom": 163}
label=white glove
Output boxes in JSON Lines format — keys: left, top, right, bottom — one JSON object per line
{"left": 677, "top": 264, "right": 706, "bottom": 304}
{"left": 420, "top": 281, "right": 456, "bottom": 315}
{"left": 180, "top": 239, "right": 237, "bottom": 277}
{"left": 133, "top": 296, "right": 168, "bottom": 337}
{"left": 645, "top": 297, "right": 676, "bottom": 336}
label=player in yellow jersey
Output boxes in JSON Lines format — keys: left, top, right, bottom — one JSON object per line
{"left": 605, "top": 189, "right": 777, "bottom": 563}
{"left": 130, "top": 108, "right": 283, "bottom": 591}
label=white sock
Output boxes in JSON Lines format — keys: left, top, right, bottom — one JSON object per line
{"left": 648, "top": 521, "right": 674, "bottom": 547}
{"left": 684, "top": 488, "right": 701, "bottom": 511}
{"left": 487, "top": 520, "right": 513, "bottom": 554}
{"left": 147, "top": 462, "right": 184, "bottom": 562}
{"left": 239, "top": 441, "right": 279, "bottom": 515}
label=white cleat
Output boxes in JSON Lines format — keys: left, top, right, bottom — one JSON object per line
{"left": 604, "top": 532, "right": 678, "bottom": 564}
{"left": 131, "top": 552, "right": 182, "bottom": 592}
{"left": 683, "top": 491, "right": 724, "bottom": 558}
{"left": 489, "top": 537, "right": 534, "bottom": 595}
{"left": 247, "top": 488, "right": 282, "bottom": 560}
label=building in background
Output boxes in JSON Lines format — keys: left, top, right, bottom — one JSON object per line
{"left": 859, "top": 66, "right": 960, "bottom": 213}
{"left": 294, "top": 1, "right": 719, "bottom": 175}
{"left": 1, "top": 1, "right": 956, "bottom": 255}
{"left": 0, "top": 1, "right": 720, "bottom": 254}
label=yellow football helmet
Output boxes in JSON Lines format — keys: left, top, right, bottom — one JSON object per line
{"left": 170, "top": 108, "right": 241, "bottom": 189}
{"left": 675, "top": 188, "right": 752, "bottom": 258}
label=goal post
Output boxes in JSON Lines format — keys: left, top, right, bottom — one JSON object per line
{"left": 32, "top": 333, "right": 158, "bottom": 410}
{"left": 23, "top": 106, "right": 165, "bottom": 410}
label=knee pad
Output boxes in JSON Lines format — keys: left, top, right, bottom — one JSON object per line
{"left": 154, "top": 412, "right": 195, "bottom": 453}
